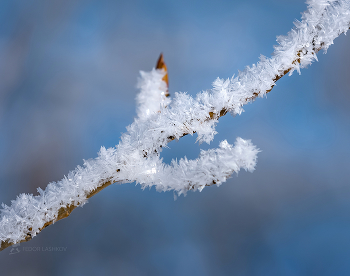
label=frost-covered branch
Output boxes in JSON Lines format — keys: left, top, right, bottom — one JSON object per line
{"left": 1, "top": 0, "right": 349, "bottom": 251}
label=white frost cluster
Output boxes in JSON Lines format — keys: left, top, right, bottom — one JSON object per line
{"left": 139, "top": 138, "right": 260, "bottom": 195}
{"left": 136, "top": 69, "right": 171, "bottom": 119}
{"left": 1, "top": 0, "right": 349, "bottom": 246}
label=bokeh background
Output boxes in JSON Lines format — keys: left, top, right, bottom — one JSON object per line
{"left": 1, "top": 0, "right": 350, "bottom": 275}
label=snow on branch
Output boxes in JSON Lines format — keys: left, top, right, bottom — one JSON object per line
{"left": 1, "top": 0, "right": 349, "bottom": 251}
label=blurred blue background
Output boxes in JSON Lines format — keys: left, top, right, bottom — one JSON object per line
{"left": 1, "top": 0, "right": 350, "bottom": 275}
